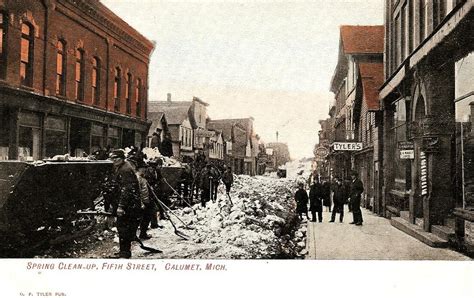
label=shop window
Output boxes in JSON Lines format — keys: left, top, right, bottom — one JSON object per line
{"left": 107, "top": 126, "right": 120, "bottom": 149}
{"left": 114, "top": 68, "right": 121, "bottom": 112}
{"left": 44, "top": 115, "right": 67, "bottom": 158}
{"left": 92, "top": 57, "right": 100, "bottom": 105}
{"left": 91, "top": 124, "right": 105, "bottom": 154}
{"left": 126, "top": 73, "right": 132, "bottom": 114}
{"left": 75, "top": 49, "right": 84, "bottom": 101}
{"left": 0, "top": 12, "right": 6, "bottom": 79}
{"left": 135, "top": 78, "right": 141, "bottom": 118}
{"left": 20, "top": 23, "right": 34, "bottom": 87}
{"left": 455, "top": 52, "right": 474, "bottom": 208}
{"left": 391, "top": 98, "right": 411, "bottom": 190}
{"left": 56, "top": 40, "right": 66, "bottom": 96}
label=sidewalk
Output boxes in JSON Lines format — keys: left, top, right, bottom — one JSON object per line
{"left": 305, "top": 206, "right": 471, "bottom": 260}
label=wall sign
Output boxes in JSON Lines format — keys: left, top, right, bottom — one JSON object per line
{"left": 332, "top": 142, "right": 363, "bottom": 151}
{"left": 400, "top": 150, "right": 414, "bottom": 159}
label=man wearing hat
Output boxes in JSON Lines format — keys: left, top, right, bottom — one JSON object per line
{"left": 109, "top": 149, "right": 142, "bottom": 258}
{"left": 199, "top": 164, "right": 212, "bottom": 207}
{"left": 349, "top": 170, "right": 364, "bottom": 226}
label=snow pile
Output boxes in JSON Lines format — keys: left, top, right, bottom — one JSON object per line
{"left": 148, "top": 175, "right": 305, "bottom": 259}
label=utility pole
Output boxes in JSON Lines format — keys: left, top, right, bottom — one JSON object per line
{"left": 276, "top": 131, "right": 279, "bottom": 143}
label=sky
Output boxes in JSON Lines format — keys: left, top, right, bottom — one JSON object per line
{"left": 100, "top": 0, "right": 384, "bottom": 158}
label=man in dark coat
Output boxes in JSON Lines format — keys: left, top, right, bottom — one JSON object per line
{"left": 294, "top": 182, "right": 309, "bottom": 220}
{"left": 200, "top": 164, "right": 212, "bottom": 207}
{"left": 321, "top": 177, "right": 331, "bottom": 212}
{"left": 330, "top": 177, "right": 345, "bottom": 223}
{"left": 309, "top": 179, "right": 324, "bottom": 222}
{"left": 209, "top": 164, "right": 221, "bottom": 202}
{"left": 349, "top": 171, "right": 364, "bottom": 225}
{"left": 222, "top": 166, "right": 234, "bottom": 195}
{"left": 109, "top": 149, "right": 142, "bottom": 259}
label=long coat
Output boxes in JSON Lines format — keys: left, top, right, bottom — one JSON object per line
{"left": 332, "top": 182, "right": 346, "bottom": 212}
{"left": 308, "top": 182, "right": 323, "bottom": 212}
{"left": 322, "top": 181, "right": 331, "bottom": 207}
{"left": 294, "top": 188, "right": 309, "bottom": 214}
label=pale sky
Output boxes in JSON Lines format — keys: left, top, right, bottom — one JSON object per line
{"left": 101, "top": 0, "right": 384, "bottom": 158}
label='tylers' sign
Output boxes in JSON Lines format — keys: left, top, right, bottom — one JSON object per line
{"left": 332, "top": 142, "right": 363, "bottom": 151}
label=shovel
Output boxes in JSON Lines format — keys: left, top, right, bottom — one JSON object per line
{"left": 147, "top": 182, "right": 191, "bottom": 240}
{"left": 76, "top": 211, "right": 162, "bottom": 253}
{"left": 162, "top": 178, "right": 197, "bottom": 215}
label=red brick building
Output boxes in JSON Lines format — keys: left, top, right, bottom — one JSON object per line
{"left": 0, "top": 0, "right": 154, "bottom": 160}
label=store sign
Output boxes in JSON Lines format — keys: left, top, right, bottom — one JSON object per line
{"left": 420, "top": 151, "right": 428, "bottom": 196}
{"left": 194, "top": 129, "right": 215, "bottom": 138}
{"left": 314, "top": 146, "right": 329, "bottom": 158}
{"left": 333, "top": 142, "right": 363, "bottom": 151}
{"left": 398, "top": 141, "right": 414, "bottom": 150}
{"left": 400, "top": 150, "right": 414, "bottom": 159}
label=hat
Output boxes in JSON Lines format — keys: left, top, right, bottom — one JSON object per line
{"left": 109, "top": 149, "right": 125, "bottom": 159}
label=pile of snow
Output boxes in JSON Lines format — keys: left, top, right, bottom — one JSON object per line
{"left": 140, "top": 175, "right": 306, "bottom": 259}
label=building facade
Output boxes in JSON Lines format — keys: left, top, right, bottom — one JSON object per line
{"left": 0, "top": 0, "right": 154, "bottom": 160}
{"left": 380, "top": 0, "right": 473, "bottom": 249}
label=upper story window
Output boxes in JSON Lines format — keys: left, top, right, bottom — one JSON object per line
{"left": 125, "top": 72, "right": 132, "bottom": 114}
{"left": 56, "top": 40, "right": 66, "bottom": 96}
{"left": 114, "top": 67, "right": 121, "bottom": 112}
{"left": 0, "top": 12, "right": 7, "bottom": 79}
{"left": 92, "top": 57, "right": 100, "bottom": 105}
{"left": 20, "top": 23, "right": 34, "bottom": 87}
{"left": 135, "top": 78, "right": 142, "bottom": 118}
{"left": 74, "top": 49, "right": 84, "bottom": 101}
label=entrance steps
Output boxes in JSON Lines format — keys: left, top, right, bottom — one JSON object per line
{"left": 399, "top": 211, "right": 424, "bottom": 227}
{"left": 391, "top": 217, "right": 449, "bottom": 248}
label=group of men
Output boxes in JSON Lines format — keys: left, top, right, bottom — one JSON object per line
{"left": 103, "top": 148, "right": 235, "bottom": 259}
{"left": 295, "top": 171, "right": 364, "bottom": 225}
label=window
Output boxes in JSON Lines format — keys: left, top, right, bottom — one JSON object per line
{"left": 135, "top": 78, "right": 141, "bottom": 117}
{"left": 126, "top": 73, "right": 132, "bottom": 114}
{"left": 401, "top": 4, "right": 407, "bottom": 61}
{"left": 56, "top": 41, "right": 66, "bottom": 96}
{"left": 20, "top": 23, "right": 34, "bottom": 87}
{"left": 114, "top": 67, "right": 121, "bottom": 112}
{"left": 0, "top": 12, "right": 6, "bottom": 79}
{"left": 74, "top": 49, "right": 84, "bottom": 101}
{"left": 391, "top": 98, "right": 411, "bottom": 190}
{"left": 419, "top": 0, "right": 426, "bottom": 42}
{"left": 92, "top": 57, "right": 100, "bottom": 105}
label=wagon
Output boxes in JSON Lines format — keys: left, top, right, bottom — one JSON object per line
{"left": 0, "top": 160, "right": 113, "bottom": 234}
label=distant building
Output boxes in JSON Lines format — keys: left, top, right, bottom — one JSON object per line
{"left": 266, "top": 142, "right": 290, "bottom": 171}
{"left": 0, "top": 0, "right": 154, "bottom": 160}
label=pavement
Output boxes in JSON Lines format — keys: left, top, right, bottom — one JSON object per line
{"left": 305, "top": 206, "right": 472, "bottom": 260}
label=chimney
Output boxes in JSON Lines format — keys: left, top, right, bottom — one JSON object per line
{"left": 167, "top": 93, "right": 171, "bottom": 102}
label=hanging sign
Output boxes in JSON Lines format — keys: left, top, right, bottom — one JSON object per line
{"left": 333, "top": 142, "right": 363, "bottom": 151}
{"left": 400, "top": 150, "right": 414, "bottom": 159}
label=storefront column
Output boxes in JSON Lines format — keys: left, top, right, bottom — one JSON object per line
{"left": 382, "top": 103, "right": 395, "bottom": 217}
{"left": 421, "top": 61, "right": 456, "bottom": 229}
{"left": 8, "top": 108, "right": 19, "bottom": 160}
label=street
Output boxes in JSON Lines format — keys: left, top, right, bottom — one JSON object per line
{"left": 305, "top": 207, "right": 471, "bottom": 260}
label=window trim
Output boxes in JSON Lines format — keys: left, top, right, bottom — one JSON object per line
{"left": 135, "top": 78, "right": 142, "bottom": 118}
{"left": 0, "top": 11, "right": 7, "bottom": 79}
{"left": 126, "top": 72, "right": 132, "bottom": 114}
{"left": 114, "top": 67, "right": 121, "bottom": 112}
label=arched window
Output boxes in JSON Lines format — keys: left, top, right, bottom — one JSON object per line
{"left": 135, "top": 78, "right": 142, "bottom": 118}
{"left": 114, "top": 67, "right": 121, "bottom": 112}
{"left": 56, "top": 40, "right": 66, "bottom": 96}
{"left": 125, "top": 72, "right": 132, "bottom": 114}
{"left": 20, "top": 23, "right": 34, "bottom": 86}
{"left": 74, "top": 49, "right": 84, "bottom": 101}
{"left": 0, "top": 12, "right": 7, "bottom": 79}
{"left": 92, "top": 57, "right": 100, "bottom": 105}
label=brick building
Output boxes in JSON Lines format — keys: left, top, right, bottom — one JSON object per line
{"left": 0, "top": 0, "right": 154, "bottom": 160}
{"left": 380, "top": 0, "right": 473, "bottom": 249}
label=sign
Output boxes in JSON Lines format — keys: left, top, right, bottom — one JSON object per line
{"left": 420, "top": 151, "right": 428, "bottom": 196}
{"left": 194, "top": 129, "right": 215, "bottom": 138}
{"left": 333, "top": 142, "right": 363, "bottom": 151}
{"left": 400, "top": 150, "right": 414, "bottom": 159}
{"left": 314, "top": 146, "right": 329, "bottom": 158}
{"left": 398, "top": 141, "right": 414, "bottom": 150}
{"left": 422, "top": 136, "right": 440, "bottom": 152}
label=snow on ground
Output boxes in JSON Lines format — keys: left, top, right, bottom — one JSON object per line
{"left": 131, "top": 174, "right": 307, "bottom": 259}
